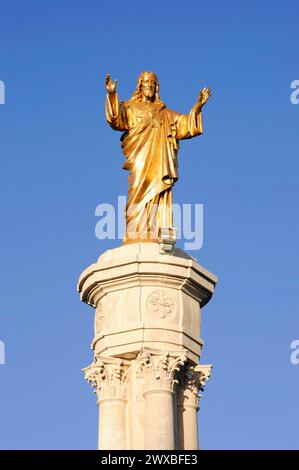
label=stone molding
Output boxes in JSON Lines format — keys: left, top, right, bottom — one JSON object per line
{"left": 78, "top": 243, "right": 217, "bottom": 308}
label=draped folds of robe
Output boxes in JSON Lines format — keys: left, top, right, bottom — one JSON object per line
{"left": 106, "top": 92, "right": 203, "bottom": 243}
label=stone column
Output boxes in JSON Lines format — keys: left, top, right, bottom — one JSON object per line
{"left": 177, "top": 364, "right": 213, "bottom": 450}
{"left": 78, "top": 242, "right": 217, "bottom": 450}
{"left": 84, "top": 356, "right": 129, "bottom": 450}
{"left": 98, "top": 397, "right": 126, "bottom": 450}
{"left": 138, "top": 351, "right": 187, "bottom": 450}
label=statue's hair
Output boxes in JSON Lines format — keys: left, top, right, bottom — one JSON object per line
{"left": 130, "top": 71, "right": 163, "bottom": 104}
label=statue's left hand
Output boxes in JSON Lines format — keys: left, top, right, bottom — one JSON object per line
{"left": 197, "top": 87, "right": 211, "bottom": 109}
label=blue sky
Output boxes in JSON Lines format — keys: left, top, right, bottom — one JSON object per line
{"left": 0, "top": 0, "right": 298, "bottom": 449}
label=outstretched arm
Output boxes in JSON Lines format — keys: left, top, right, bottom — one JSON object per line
{"left": 105, "top": 74, "right": 128, "bottom": 131}
{"left": 175, "top": 87, "right": 211, "bottom": 140}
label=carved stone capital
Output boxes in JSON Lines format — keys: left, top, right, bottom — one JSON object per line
{"left": 193, "top": 364, "right": 213, "bottom": 390}
{"left": 178, "top": 363, "right": 213, "bottom": 409}
{"left": 83, "top": 355, "right": 129, "bottom": 402}
{"left": 136, "top": 348, "right": 187, "bottom": 393}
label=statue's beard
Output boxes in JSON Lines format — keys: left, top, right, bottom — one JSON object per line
{"left": 142, "top": 89, "right": 155, "bottom": 100}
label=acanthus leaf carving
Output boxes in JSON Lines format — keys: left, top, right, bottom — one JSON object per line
{"left": 136, "top": 349, "right": 187, "bottom": 392}
{"left": 83, "top": 355, "right": 129, "bottom": 401}
{"left": 178, "top": 363, "right": 213, "bottom": 409}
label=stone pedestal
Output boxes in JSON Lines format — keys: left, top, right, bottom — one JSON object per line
{"left": 78, "top": 242, "right": 217, "bottom": 450}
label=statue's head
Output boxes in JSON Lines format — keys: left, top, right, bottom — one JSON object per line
{"left": 130, "top": 72, "right": 163, "bottom": 103}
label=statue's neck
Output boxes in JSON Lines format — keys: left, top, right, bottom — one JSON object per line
{"left": 141, "top": 96, "right": 155, "bottom": 103}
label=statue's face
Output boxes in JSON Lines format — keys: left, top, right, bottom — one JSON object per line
{"left": 141, "top": 74, "right": 157, "bottom": 100}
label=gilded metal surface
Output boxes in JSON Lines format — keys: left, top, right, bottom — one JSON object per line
{"left": 105, "top": 72, "right": 211, "bottom": 243}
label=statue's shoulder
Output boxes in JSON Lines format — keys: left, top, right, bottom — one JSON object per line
{"left": 122, "top": 99, "right": 131, "bottom": 108}
{"left": 164, "top": 106, "right": 180, "bottom": 122}
{"left": 123, "top": 99, "right": 139, "bottom": 113}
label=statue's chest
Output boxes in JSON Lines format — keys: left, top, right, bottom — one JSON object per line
{"left": 133, "top": 104, "right": 164, "bottom": 128}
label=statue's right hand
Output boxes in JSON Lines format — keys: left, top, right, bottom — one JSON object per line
{"left": 105, "top": 74, "right": 117, "bottom": 94}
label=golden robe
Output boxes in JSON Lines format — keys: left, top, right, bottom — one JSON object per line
{"left": 106, "top": 93, "right": 203, "bottom": 243}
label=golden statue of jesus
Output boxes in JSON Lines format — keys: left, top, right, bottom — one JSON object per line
{"left": 105, "top": 72, "right": 211, "bottom": 244}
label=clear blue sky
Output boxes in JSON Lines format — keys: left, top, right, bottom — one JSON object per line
{"left": 0, "top": 0, "right": 298, "bottom": 450}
